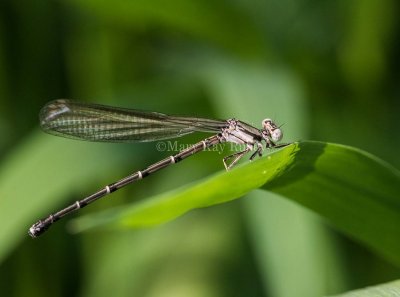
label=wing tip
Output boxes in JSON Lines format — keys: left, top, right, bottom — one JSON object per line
{"left": 39, "top": 99, "right": 72, "bottom": 128}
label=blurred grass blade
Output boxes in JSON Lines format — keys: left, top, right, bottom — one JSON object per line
{"left": 330, "top": 279, "right": 400, "bottom": 296}
{"left": 68, "top": 0, "right": 265, "bottom": 56}
{"left": 71, "top": 141, "right": 400, "bottom": 265}
{"left": 199, "top": 60, "right": 340, "bottom": 296}
{"left": 0, "top": 132, "right": 128, "bottom": 263}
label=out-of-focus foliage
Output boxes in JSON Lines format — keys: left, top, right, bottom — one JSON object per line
{"left": 331, "top": 279, "right": 400, "bottom": 297}
{"left": 0, "top": 0, "right": 399, "bottom": 296}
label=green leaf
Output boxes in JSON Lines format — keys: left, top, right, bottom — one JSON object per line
{"left": 264, "top": 141, "right": 400, "bottom": 266}
{"left": 330, "top": 279, "right": 400, "bottom": 297}
{"left": 71, "top": 143, "right": 295, "bottom": 229}
{"left": 71, "top": 141, "right": 400, "bottom": 265}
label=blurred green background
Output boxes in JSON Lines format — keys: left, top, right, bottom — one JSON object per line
{"left": 0, "top": 0, "right": 399, "bottom": 296}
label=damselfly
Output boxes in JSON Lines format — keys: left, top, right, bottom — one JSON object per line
{"left": 28, "top": 99, "right": 285, "bottom": 237}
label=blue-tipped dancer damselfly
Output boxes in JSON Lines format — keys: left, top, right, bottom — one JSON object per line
{"left": 28, "top": 99, "right": 285, "bottom": 237}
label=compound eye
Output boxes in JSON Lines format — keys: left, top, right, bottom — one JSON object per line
{"left": 262, "top": 118, "right": 272, "bottom": 129}
{"left": 271, "top": 128, "right": 283, "bottom": 142}
{"left": 262, "top": 118, "right": 283, "bottom": 142}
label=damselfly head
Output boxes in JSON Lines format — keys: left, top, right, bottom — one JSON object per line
{"left": 262, "top": 119, "right": 283, "bottom": 142}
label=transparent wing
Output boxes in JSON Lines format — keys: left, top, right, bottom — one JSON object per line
{"left": 39, "top": 100, "right": 226, "bottom": 142}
